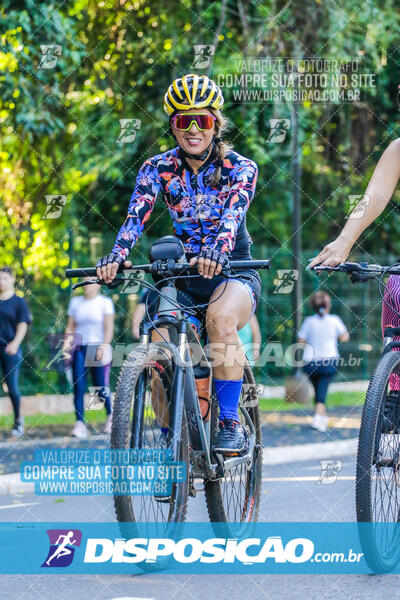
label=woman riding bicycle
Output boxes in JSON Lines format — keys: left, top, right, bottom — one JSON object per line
{"left": 96, "top": 73, "right": 261, "bottom": 455}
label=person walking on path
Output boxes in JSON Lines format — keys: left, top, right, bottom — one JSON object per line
{"left": 65, "top": 279, "right": 115, "bottom": 439}
{"left": 298, "top": 291, "right": 349, "bottom": 432}
{"left": 0, "top": 267, "right": 32, "bottom": 437}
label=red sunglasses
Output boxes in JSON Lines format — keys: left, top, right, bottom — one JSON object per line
{"left": 172, "top": 113, "right": 216, "bottom": 131}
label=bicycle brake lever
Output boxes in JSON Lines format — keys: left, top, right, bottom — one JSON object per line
{"left": 340, "top": 262, "right": 363, "bottom": 272}
{"left": 72, "top": 279, "right": 101, "bottom": 290}
{"left": 105, "top": 276, "right": 125, "bottom": 289}
{"left": 349, "top": 271, "right": 375, "bottom": 284}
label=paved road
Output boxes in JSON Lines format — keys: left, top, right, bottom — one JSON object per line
{"left": 0, "top": 406, "right": 362, "bottom": 475}
{"left": 1, "top": 453, "right": 399, "bottom": 599}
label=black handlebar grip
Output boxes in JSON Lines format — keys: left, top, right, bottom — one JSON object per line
{"left": 65, "top": 267, "right": 97, "bottom": 278}
{"left": 229, "top": 260, "right": 270, "bottom": 269}
{"left": 66, "top": 259, "right": 270, "bottom": 279}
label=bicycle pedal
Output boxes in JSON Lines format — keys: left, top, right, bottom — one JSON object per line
{"left": 213, "top": 452, "right": 225, "bottom": 477}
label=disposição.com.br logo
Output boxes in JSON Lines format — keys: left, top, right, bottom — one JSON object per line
{"left": 41, "top": 529, "right": 82, "bottom": 568}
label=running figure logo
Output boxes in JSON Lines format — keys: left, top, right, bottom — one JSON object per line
{"left": 43, "top": 195, "right": 67, "bottom": 219}
{"left": 267, "top": 119, "right": 291, "bottom": 143}
{"left": 87, "top": 386, "right": 110, "bottom": 410}
{"left": 118, "top": 119, "right": 141, "bottom": 143}
{"left": 38, "top": 45, "right": 62, "bottom": 69}
{"left": 347, "top": 194, "right": 370, "bottom": 219}
{"left": 120, "top": 269, "right": 145, "bottom": 293}
{"left": 317, "top": 460, "right": 342, "bottom": 485}
{"left": 42, "top": 529, "right": 82, "bottom": 567}
{"left": 273, "top": 270, "right": 298, "bottom": 294}
{"left": 42, "top": 333, "right": 81, "bottom": 372}
{"left": 191, "top": 45, "right": 215, "bottom": 69}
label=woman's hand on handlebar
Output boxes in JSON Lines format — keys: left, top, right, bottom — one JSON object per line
{"left": 189, "top": 256, "right": 222, "bottom": 279}
{"left": 307, "top": 237, "right": 352, "bottom": 270}
{"left": 96, "top": 253, "right": 132, "bottom": 284}
{"left": 190, "top": 248, "right": 229, "bottom": 279}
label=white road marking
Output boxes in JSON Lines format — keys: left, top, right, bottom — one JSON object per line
{"left": 0, "top": 502, "right": 38, "bottom": 509}
{"left": 262, "top": 476, "right": 355, "bottom": 482}
{"left": 263, "top": 438, "right": 358, "bottom": 465}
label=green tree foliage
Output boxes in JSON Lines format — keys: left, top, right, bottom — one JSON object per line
{"left": 1, "top": 0, "right": 400, "bottom": 391}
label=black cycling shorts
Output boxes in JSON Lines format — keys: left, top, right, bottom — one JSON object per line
{"left": 143, "top": 269, "right": 261, "bottom": 329}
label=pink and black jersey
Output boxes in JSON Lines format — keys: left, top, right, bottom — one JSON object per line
{"left": 112, "top": 146, "right": 258, "bottom": 260}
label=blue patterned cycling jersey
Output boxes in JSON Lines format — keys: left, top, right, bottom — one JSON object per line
{"left": 112, "top": 146, "right": 258, "bottom": 259}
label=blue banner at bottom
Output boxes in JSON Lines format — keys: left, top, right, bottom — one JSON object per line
{"left": 1, "top": 522, "right": 400, "bottom": 574}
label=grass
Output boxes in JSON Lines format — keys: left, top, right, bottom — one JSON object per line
{"left": 0, "top": 391, "right": 365, "bottom": 431}
{"left": 0, "top": 410, "right": 108, "bottom": 429}
{"left": 258, "top": 390, "right": 366, "bottom": 412}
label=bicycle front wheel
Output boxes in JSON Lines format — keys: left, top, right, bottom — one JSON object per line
{"left": 111, "top": 343, "right": 189, "bottom": 527}
{"left": 356, "top": 349, "right": 400, "bottom": 572}
{"left": 204, "top": 362, "right": 262, "bottom": 535}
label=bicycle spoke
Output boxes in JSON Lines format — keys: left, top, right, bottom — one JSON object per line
{"left": 369, "top": 373, "right": 400, "bottom": 557}
{"left": 216, "top": 387, "right": 255, "bottom": 524}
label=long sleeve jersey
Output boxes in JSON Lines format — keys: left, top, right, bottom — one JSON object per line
{"left": 112, "top": 146, "right": 258, "bottom": 259}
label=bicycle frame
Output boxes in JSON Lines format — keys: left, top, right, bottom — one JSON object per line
{"left": 315, "top": 263, "right": 400, "bottom": 358}
{"left": 383, "top": 326, "right": 400, "bottom": 354}
{"left": 138, "top": 280, "right": 256, "bottom": 480}
{"left": 65, "top": 253, "right": 269, "bottom": 482}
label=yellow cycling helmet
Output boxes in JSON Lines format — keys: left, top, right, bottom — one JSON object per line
{"left": 163, "top": 73, "right": 224, "bottom": 115}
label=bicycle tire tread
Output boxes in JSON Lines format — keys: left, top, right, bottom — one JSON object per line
{"left": 111, "top": 343, "right": 189, "bottom": 524}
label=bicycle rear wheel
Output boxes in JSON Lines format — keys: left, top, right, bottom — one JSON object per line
{"left": 111, "top": 343, "right": 189, "bottom": 528}
{"left": 204, "top": 362, "right": 262, "bottom": 535}
{"left": 356, "top": 350, "right": 400, "bottom": 572}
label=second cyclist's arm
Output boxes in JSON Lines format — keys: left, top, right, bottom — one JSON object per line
{"left": 308, "top": 139, "right": 400, "bottom": 268}
{"left": 112, "top": 158, "right": 162, "bottom": 260}
{"left": 338, "top": 139, "right": 400, "bottom": 248}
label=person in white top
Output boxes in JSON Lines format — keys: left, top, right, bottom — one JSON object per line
{"left": 298, "top": 291, "right": 349, "bottom": 432}
{"left": 64, "top": 279, "right": 115, "bottom": 439}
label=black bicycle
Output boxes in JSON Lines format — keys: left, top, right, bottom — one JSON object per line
{"left": 66, "top": 236, "right": 270, "bottom": 538}
{"left": 315, "top": 261, "right": 400, "bottom": 572}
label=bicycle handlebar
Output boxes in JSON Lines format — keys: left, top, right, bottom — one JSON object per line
{"left": 65, "top": 259, "right": 271, "bottom": 279}
{"left": 314, "top": 261, "right": 400, "bottom": 282}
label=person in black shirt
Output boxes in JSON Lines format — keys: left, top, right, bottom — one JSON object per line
{"left": 0, "top": 267, "right": 32, "bottom": 436}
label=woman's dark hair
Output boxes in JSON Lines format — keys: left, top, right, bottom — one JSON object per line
{"left": 207, "top": 108, "right": 232, "bottom": 187}
{"left": 0, "top": 267, "right": 12, "bottom": 275}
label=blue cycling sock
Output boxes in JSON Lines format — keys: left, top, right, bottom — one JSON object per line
{"left": 161, "top": 427, "right": 169, "bottom": 436}
{"left": 213, "top": 378, "right": 243, "bottom": 422}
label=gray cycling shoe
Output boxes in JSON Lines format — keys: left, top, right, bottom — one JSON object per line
{"left": 213, "top": 419, "right": 249, "bottom": 456}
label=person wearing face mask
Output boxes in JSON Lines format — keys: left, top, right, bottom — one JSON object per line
{"left": 64, "top": 278, "right": 114, "bottom": 439}
{"left": 0, "top": 267, "right": 32, "bottom": 437}
{"left": 297, "top": 291, "right": 349, "bottom": 432}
